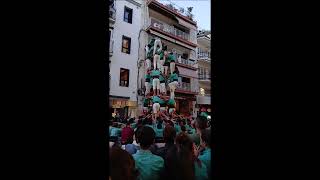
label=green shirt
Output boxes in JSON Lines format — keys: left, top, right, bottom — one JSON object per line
{"left": 130, "top": 122, "right": 137, "bottom": 130}
{"left": 167, "top": 54, "right": 176, "bottom": 62}
{"left": 133, "top": 150, "right": 164, "bottom": 180}
{"left": 158, "top": 98, "right": 166, "bottom": 106}
{"left": 200, "top": 112, "right": 209, "bottom": 118}
{"left": 110, "top": 127, "right": 121, "bottom": 137}
{"left": 199, "top": 148, "right": 211, "bottom": 178}
{"left": 145, "top": 74, "right": 151, "bottom": 81}
{"left": 174, "top": 124, "right": 181, "bottom": 134}
{"left": 154, "top": 123, "right": 165, "bottom": 138}
{"left": 169, "top": 73, "right": 179, "bottom": 82}
{"left": 167, "top": 99, "right": 175, "bottom": 107}
{"left": 152, "top": 96, "right": 161, "bottom": 103}
{"left": 159, "top": 74, "right": 165, "bottom": 82}
{"left": 151, "top": 70, "right": 160, "bottom": 77}
{"left": 194, "top": 161, "right": 208, "bottom": 180}
{"left": 143, "top": 98, "right": 150, "bottom": 107}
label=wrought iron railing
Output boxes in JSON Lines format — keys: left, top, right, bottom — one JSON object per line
{"left": 150, "top": 18, "right": 190, "bottom": 41}
{"left": 198, "top": 52, "right": 210, "bottom": 59}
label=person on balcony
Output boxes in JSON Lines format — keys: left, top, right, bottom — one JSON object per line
{"left": 168, "top": 71, "right": 179, "bottom": 99}
{"left": 145, "top": 70, "right": 152, "bottom": 96}
{"left": 151, "top": 68, "right": 161, "bottom": 96}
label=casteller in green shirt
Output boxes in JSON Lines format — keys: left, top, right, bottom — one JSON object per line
{"left": 151, "top": 69, "right": 160, "bottom": 77}
{"left": 159, "top": 74, "right": 165, "bottom": 82}
{"left": 169, "top": 73, "right": 179, "bottom": 82}
{"left": 167, "top": 98, "right": 175, "bottom": 108}
{"left": 133, "top": 150, "right": 164, "bottom": 180}
{"left": 152, "top": 96, "right": 161, "bottom": 103}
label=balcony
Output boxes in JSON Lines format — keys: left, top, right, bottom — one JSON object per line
{"left": 198, "top": 52, "right": 211, "bottom": 60}
{"left": 109, "top": 6, "right": 116, "bottom": 23}
{"left": 109, "top": 40, "right": 114, "bottom": 57}
{"left": 199, "top": 74, "right": 211, "bottom": 81}
{"left": 176, "top": 82, "right": 198, "bottom": 94}
{"left": 148, "top": 18, "right": 197, "bottom": 48}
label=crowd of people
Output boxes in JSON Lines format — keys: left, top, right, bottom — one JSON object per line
{"left": 109, "top": 114, "right": 213, "bottom": 180}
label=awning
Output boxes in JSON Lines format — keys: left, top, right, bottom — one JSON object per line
{"left": 197, "top": 95, "right": 211, "bottom": 105}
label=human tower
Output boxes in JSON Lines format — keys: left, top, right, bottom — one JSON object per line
{"left": 142, "top": 37, "right": 181, "bottom": 120}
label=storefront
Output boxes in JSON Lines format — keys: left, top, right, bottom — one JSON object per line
{"left": 175, "top": 93, "right": 196, "bottom": 117}
{"left": 109, "top": 96, "right": 137, "bottom": 119}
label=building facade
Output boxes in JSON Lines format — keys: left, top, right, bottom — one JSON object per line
{"left": 109, "top": 0, "right": 142, "bottom": 118}
{"left": 137, "top": 0, "right": 199, "bottom": 117}
{"left": 196, "top": 31, "right": 211, "bottom": 114}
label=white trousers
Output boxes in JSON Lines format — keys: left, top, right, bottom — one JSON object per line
{"left": 153, "top": 78, "right": 160, "bottom": 90}
{"left": 168, "top": 81, "right": 179, "bottom": 99}
{"left": 170, "top": 62, "right": 175, "bottom": 74}
{"left": 145, "top": 82, "right": 151, "bottom": 95}
{"left": 153, "top": 103, "right": 160, "bottom": 114}
{"left": 145, "top": 45, "right": 149, "bottom": 59}
{"left": 145, "top": 59, "right": 151, "bottom": 70}
{"left": 159, "top": 60, "right": 164, "bottom": 74}
{"left": 153, "top": 39, "right": 162, "bottom": 55}
{"left": 154, "top": 55, "right": 160, "bottom": 70}
{"left": 160, "top": 83, "right": 166, "bottom": 94}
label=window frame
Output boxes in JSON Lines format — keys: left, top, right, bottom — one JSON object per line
{"left": 119, "top": 68, "right": 130, "bottom": 87}
{"left": 123, "top": 6, "right": 133, "bottom": 24}
{"left": 121, "top": 35, "right": 131, "bottom": 54}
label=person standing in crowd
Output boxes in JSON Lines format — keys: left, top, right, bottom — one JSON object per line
{"left": 133, "top": 126, "right": 164, "bottom": 180}
{"left": 154, "top": 117, "right": 165, "bottom": 143}
{"left": 197, "top": 129, "right": 212, "bottom": 179}
{"left": 152, "top": 125, "right": 176, "bottom": 159}
{"left": 110, "top": 147, "right": 139, "bottom": 180}
{"left": 163, "top": 133, "right": 208, "bottom": 180}
{"left": 121, "top": 121, "right": 134, "bottom": 145}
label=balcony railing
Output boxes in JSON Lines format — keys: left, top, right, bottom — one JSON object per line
{"left": 150, "top": 18, "right": 190, "bottom": 42}
{"left": 173, "top": 53, "right": 196, "bottom": 67}
{"left": 177, "top": 82, "right": 191, "bottom": 91}
{"left": 109, "top": 40, "right": 114, "bottom": 56}
{"left": 109, "top": 6, "right": 116, "bottom": 21}
{"left": 199, "top": 74, "right": 211, "bottom": 80}
{"left": 177, "top": 82, "right": 198, "bottom": 93}
{"left": 198, "top": 52, "right": 210, "bottom": 59}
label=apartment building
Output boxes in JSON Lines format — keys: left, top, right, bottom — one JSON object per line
{"left": 109, "top": 0, "right": 142, "bottom": 118}
{"left": 137, "top": 0, "right": 199, "bottom": 117}
{"left": 196, "top": 30, "right": 211, "bottom": 114}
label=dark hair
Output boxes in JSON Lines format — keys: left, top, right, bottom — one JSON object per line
{"left": 134, "top": 126, "right": 143, "bottom": 144}
{"left": 164, "top": 133, "right": 195, "bottom": 180}
{"left": 200, "top": 129, "right": 211, "bottom": 148}
{"left": 110, "top": 147, "right": 138, "bottom": 180}
{"left": 157, "top": 120, "right": 163, "bottom": 129}
{"left": 196, "top": 116, "right": 208, "bottom": 130}
{"left": 163, "top": 126, "right": 176, "bottom": 143}
{"left": 129, "top": 118, "right": 134, "bottom": 124}
{"left": 181, "top": 125, "right": 186, "bottom": 132}
{"left": 138, "top": 126, "right": 155, "bottom": 149}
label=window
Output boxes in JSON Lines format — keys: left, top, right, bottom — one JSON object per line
{"left": 119, "top": 68, "right": 129, "bottom": 87}
{"left": 124, "top": 6, "right": 133, "bottom": 24}
{"left": 182, "top": 77, "right": 191, "bottom": 83}
{"left": 122, "top": 36, "right": 131, "bottom": 54}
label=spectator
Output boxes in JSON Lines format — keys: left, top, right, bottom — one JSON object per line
{"left": 198, "top": 129, "right": 211, "bottom": 179}
{"left": 163, "top": 133, "right": 208, "bottom": 180}
{"left": 121, "top": 121, "right": 134, "bottom": 145}
{"left": 154, "top": 118, "right": 165, "bottom": 142}
{"left": 110, "top": 147, "right": 139, "bottom": 180}
{"left": 133, "top": 126, "right": 164, "bottom": 180}
{"left": 152, "top": 125, "right": 176, "bottom": 159}
{"left": 110, "top": 122, "right": 121, "bottom": 142}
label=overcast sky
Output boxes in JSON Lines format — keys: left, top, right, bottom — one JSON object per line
{"left": 158, "top": 0, "right": 211, "bottom": 30}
